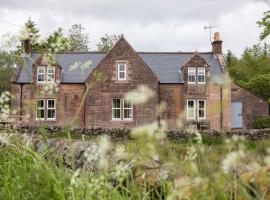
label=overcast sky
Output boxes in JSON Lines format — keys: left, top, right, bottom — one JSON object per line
{"left": 0, "top": 0, "right": 269, "bottom": 56}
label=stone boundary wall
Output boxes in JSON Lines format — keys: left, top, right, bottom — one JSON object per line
{"left": 4, "top": 125, "right": 270, "bottom": 141}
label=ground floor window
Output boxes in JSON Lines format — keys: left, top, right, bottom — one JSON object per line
{"left": 186, "top": 99, "right": 206, "bottom": 120}
{"left": 36, "top": 99, "right": 45, "bottom": 120}
{"left": 123, "top": 98, "right": 133, "bottom": 120}
{"left": 47, "top": 99, "right": 56, "bottom": 120}
{"left": 36, "top": 99, "right": 56, "bottom": 121}
{"left": 112, "top": 98, "right": 133, "bottom": 120}
{"left": 112, "top": 98, "right": 121, "bottom": 120}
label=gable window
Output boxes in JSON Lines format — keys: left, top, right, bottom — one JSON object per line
{"left": 187, "top": 100, "right": 196, "bottom": 120}
{"left": 118, "top": 63, "right": 126, "bottom": 81}
{"left": 198, "top": 100, "right": 206, "bottom": 120}
{"left": 36, "top": 99, "right": 45, "bottom": 120}
{"left": 47, "top": 99, "right": 56, "bottom": 120}
{"left": 123, "top": 99, "right": 133, "bottom": 120}
{"left": 188, "top": 67, "right": 196, "bottom": 83}
{"left": 37, "top": 66, "right": 45, "bottom": 83}
{"left": 198, "top": 67, "right": 205, "bottom": 83}
{"left": 112, "top": 98, "right": 121, "bottom": 120}
{"left": 47, "top": 66, "right": 55, "bottom": 82}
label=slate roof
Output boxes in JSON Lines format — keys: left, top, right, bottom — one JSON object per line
{"left": 16, "top": 51, "right": 223, "bottom": 84}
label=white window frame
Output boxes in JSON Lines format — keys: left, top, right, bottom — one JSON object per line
{"left": 112, "top": 98, "right": 121, "bottom": 120}
{"left": 36, "top": 99, "right": 45, "bottom": 120}
{"left": 118, "top": 63, "right": 126, "bottom": 81}
{"left": 197, "top": 67, "right": 205, "bottom": 84}
{"left": 187, "top": 100, "right": 196, "bottom": 120}
{"left": 123, "top": 98, "right": 133, "bottom": 120}
{"left": 188, "top": 67, "right": 196, "bottom": 84}
{"left": 37, "top": 66, "right": 46, "bottom": 83}
{"left": 197, "top": 100, "right": 206, "bottom": 120}
{"left": 47, "top": 99, "right": 56, "bottom": 121}
{"left": 47, "top": 66, "right": 55, "bottom": 83}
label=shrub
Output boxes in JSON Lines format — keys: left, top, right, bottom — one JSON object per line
{"left": 254, "top": 116, "right": 270, "bottom": 128}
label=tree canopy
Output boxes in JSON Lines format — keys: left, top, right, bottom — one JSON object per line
{"left": 225, "top": 43, "right": 270, "bottom": 102}
{"left": 68, "top": 24, "right": 89, "bottom": 52}
{"left": 97, "top": 34, "right": 120, "bottom": 53}
{"left": 258, "top": 10, "right": 270, "bottom": 40}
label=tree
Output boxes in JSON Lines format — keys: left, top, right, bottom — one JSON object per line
{"left": 226, "top": 43, "right": 270, "bottom": 101}
{"left": 19, "top": 17, "right": 42, "bottom": 51}
{"left": 68, "top": 24, "right": 89, "bottom": 52}
{"left": 42, "top": 28, "right": 69, "bottom": 53}
{"left": 257, "top": 10, "right": 270, "bottom": 40}
{"left": 244, "top": 74, "right": 270, "bottom": 102}
{"left": 97, "top": 34, "right": 121, "bottom": 53}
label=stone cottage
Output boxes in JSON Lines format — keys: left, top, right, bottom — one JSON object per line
{"left": 11, "top": 33, "right": 269, "bottom": 130}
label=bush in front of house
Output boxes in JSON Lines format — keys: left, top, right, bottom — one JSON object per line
{"left": 254, "top": 116, "right": 270, "bottom": 129}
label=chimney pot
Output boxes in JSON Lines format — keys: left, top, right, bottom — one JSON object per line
{"left": 212, "top": 32, "right": 222, "bottom": 54}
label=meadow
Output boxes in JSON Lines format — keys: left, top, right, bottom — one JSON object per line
{"left": 0, "top": 127, "right": 270, "bottom": 200}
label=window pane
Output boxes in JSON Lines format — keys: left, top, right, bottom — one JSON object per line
{"left": 48, "top": 109, "right": 56, "bottom": 119}
{"left": 188, "top": 75, "right": 195, "bottom": 83}
{"left": 119, "top": 64, "right": 126, "bottom": 71}
{"left": 119, "top": 72, "right": 125, "bottom": 79}
{"left": 37, "top": 109, "right": 45, "bottom": 119}
{"left": 199, "top": 101, "right": 204, "bottom": 109}
{"left": 199, "top": 110, "right": 204, "bottom": 118}
{"left": 124, "top": 109, "right": 132, "bottom": 119}
{"left": 38, "top": 74, "right": 45, "bottom": 82}
{"left": 198, "top": 75, "right": 205, "bottom": 83}
{"left": 48, "top": 67, "right": 55, "bottom": 73}
{"left": 188, "top": 101, "right": 194, "bottom": 108}
{"left": 48, "top": 100, "right": 55, "bottom": 108}
{"left": 198, "top": 67, "right": 205, "bottom": 74}
{"left": 124, "top": 99, "right": 131, "bottom": 108}
{"left": 113, "top": 109, "right": 120, "bottom": 119}
{"left": 38, "top": 67, "right": 45, "bottom": 73}
{"left": 113, "top": 99, "right": 120, "bottom": 108}
{"left": 37, "top": 100, "right": 44, "bottom": 108}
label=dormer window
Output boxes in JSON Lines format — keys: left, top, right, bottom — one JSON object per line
{"left": 188, "top": 67, "right": 196, "bottom": 83}
{"left": 118, "top": 63, "right": 126, "bottom": 81}
{"left": 37, "top": 66, "right": 45, "bottom": 83}
{"left": 47, "top": 66, "right": 55, "bottom": 82}
{"left": 198, "top": 67, "right": 205, "bottom": 84}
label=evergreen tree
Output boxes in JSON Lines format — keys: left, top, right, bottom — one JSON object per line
{"left": 68, "top": 24, "right": 89, "bottom": 52}
{"left": 42, "top": 28, "right": 69, "bottom": 53}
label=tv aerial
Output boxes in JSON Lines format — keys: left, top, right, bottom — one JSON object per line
{"left": 204, "top": 25, "right": 218, "bottom": 43}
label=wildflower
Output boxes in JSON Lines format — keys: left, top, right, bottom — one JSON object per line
{"left": 0, "top": 133, "right": 10, "bottom": 146}
{"left": 131, "top": 120, "right": 167, "bottom": 140}
{"left": 185, "top": 146, "right": 197, "bottom": 161}
{"left": 221, "top": 149, "right": 246, "bottom": 173}
{"left": 125, "top": 85, "right": 155, "bottom": 105}
{"left": 70, "top": 168, "right": 81, "bottom": 186}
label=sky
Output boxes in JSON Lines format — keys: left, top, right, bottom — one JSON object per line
{"left": 0, "top": 0, "right": 269, "bottom": 56}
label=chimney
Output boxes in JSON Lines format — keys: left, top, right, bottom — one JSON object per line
{"left": 212, "top": 32, "right": 222, "bottom": 54}
{"left": 22, "top": 39, "right": 31, "bottom": 55}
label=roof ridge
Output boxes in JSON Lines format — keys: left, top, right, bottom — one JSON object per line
{"left": 31, "top": 51, "right": 106, "bottom": 54}
{"left": 138, "top": 51, "right": 213, "bottom": 54}
{"left": 30, "top": 51, "right": 213, "bottom": 55}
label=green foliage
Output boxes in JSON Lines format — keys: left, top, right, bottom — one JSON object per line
{"left": 244, "top": 73, "right": 270, "bottom": 101}
{"left": 257, "top": 10, "right": 270, "bottom": 40}
{"left": 42, "top": 28, "right": 69, "bottom": 53}
{"left": 254, "top": 116, "right": 270, "bottom": 129}
{"left": 17, "top": 17, "right": 43, "bottom": 52}
{"left": 68, "top": 24, "right": 89, "bottom": 52}
{"left": 225, "top": 43, "right": 270, "bottom": 101}
{"left": 0, "top": 67, "right": 14, "bottom": 94}
{"left": 97, "top": 34, "right": 121, "bottom": 53}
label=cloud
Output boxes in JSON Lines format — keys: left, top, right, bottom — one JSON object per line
{"left": 0, "top": 0, "right": 269, "bottom": 56}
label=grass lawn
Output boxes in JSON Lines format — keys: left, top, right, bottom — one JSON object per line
{"left": 0, "top": 130, "right": 270, "bottom": 200}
